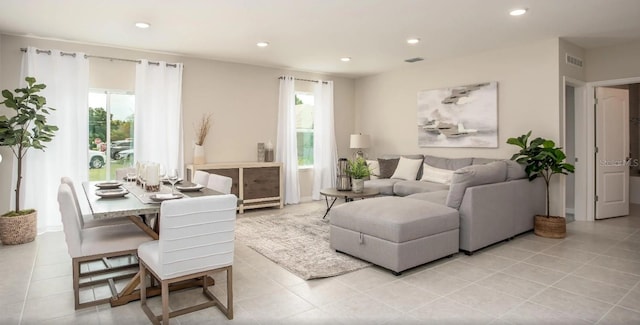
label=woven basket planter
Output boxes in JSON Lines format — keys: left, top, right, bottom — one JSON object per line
{"left": 534, "top": 215, "right": 566, "bottom": 238}
{"left": 0, "top": 211, "right": 37, "bottom": 245}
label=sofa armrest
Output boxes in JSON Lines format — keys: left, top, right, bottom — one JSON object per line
{"left": 458, "top": 178, "right": 545, "bottom": 253}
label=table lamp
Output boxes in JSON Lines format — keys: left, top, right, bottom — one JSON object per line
{"left": 350, "top": 134, "right": 370, "bottom": 158}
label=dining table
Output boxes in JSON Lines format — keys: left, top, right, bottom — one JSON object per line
{"left": 81, "top": 179, "right": 234, "bottom": 307}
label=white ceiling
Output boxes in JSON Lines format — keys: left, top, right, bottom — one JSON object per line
{"left": 1, "top": 0, "right": 639, "bottom": 78}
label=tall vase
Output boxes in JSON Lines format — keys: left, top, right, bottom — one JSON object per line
{"left": 194, "top": 144, "right": 206, "bottom": 165}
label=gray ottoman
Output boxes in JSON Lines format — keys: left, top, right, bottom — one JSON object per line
{"left": 329, "top": 196, "right": 459, "bottom": 274}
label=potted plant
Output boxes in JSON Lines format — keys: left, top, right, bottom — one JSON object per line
{"left": 346, "top": 156, "right": 370, "bottom": 193}
{"left": 0, "top": 77, "right": 58, "bottom": 245}
{"left": 193, "top": 113, "right": 212, "bottom": 165}
{"left": 507, "top": 131, "right": 575, "bottom": 238}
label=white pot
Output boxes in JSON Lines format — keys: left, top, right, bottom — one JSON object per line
{"left": 352, "top": 178, "right": 364, "bottom": 193}
{"left": 194, "top": 144, "right": 206, "bottom": 164}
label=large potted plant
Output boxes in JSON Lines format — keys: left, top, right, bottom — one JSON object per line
{"left": 0, "top": 77, "right": 58, "bottom": 245}
{"left": 507, "top": 131, "right": 575, "bottom": 238}
{"left": 346, "top": 156, "right": 370, "bottom": 193}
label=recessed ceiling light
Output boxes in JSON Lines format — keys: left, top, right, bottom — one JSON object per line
{"left": 509, "top": 8, "right": 528, "bottom": 16}
{"left": 135, "top": 22, "right": 150, "bottom": 29}
{"left": 340, "top": 57, "right": 351, "bottom": 62}
{"left": 407, "top": 38, "right": 420, "bottom": 45}
{"left": 257, "top": 41, "right": 269, "bottom": 47}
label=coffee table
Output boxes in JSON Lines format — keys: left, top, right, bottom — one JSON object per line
{"left": 320, "top": 187, "right": 380, "bottom": 219}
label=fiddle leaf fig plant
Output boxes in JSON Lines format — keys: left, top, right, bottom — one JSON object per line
{"left": 0, "top": 77, "right": 58, "bottom": 215}
{"left": 507, "top": 131, "right": 575, "bottom": 217}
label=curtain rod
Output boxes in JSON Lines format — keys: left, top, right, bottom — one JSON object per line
{"left": 278, "top": 76, "right": 329, "bottom": 84}
{"left": 20, "top": 47, "right": 178, "bottom": 67}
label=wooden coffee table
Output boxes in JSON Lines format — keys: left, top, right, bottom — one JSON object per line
{"left": 320, "top": 187, "right": 380, "bottom": 219}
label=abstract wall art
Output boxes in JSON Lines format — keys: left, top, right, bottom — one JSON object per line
{"left": 417, "top": 81, "right": 498, "bottom": 148}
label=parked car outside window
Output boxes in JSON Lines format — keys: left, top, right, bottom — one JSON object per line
{"left": 89, "top": 150, "right": 106, "bottom": 169}
{"left": 111, "top": 140, "right": 132, "bottom": 159}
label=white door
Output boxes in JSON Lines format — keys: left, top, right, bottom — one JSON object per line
{"left": 595, "top": 87, "right": 629, "bottom": 219}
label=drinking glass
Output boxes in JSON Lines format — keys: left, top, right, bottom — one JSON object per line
{"left": 158, "top": 165, "right": 166, "bottom": 186}
{"left": 168, "top": 169, "right": 179, "bottom": 194}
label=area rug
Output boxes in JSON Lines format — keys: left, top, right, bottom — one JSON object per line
{"left": 235, "top": 207, "right": 371, "bottom": 280}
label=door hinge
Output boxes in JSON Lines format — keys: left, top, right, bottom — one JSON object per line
{"left": 595, "top": 147, "right": 599, "bottom": 154}
{"left": 595, "top": 98, "right": 599, "bottom": 105}
{"left": 595, "top": 195, "right": 599, "bottom": 202}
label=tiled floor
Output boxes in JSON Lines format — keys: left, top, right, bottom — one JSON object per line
{"left": 1, "top": 201, "right": 640, "bottom": 324}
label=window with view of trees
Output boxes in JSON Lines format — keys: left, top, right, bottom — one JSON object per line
{"left": 88, "top": 91, "right": 135, "bottom": 181}
{"left": 296, "top": 92, "right": 314, "bottom": 167}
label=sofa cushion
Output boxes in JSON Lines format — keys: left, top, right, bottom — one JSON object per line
{"left": 472, "top": 157, "right": 497, "bottom": 165}
{"left": 424, "top": 155, "right": 473, "bottom": 171}
{"left": 330, "top": 196, "right": 459, "bottom": 242}
{"left": 366, "top": 160, "right": 380, "bottom": 180}
{"left": 420, "top": 163, "right": 455, "bottom": 184}
{"left": 378, "top": 158, "right": 400, "bottom": 178}
{"left": 391, "top": 157, "right": 423, "bottom": 180}
{"left": 364, "top": 178, "right": 400, "bottom": 195}
{"left": 505, "top": 160, "right": 528, "bottom": 180}
{"left": 445, "top": 160, "right": 508, "bottom": 209}
{"left": 393, "top": 181, "right": 449, "bottom": 197}
{"left": 405, "top": 190, "right": 449, "bottom": 205}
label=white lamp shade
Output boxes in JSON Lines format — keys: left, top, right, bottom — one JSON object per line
{"left": 350, "top": 134, "right": 371, "bottom": 149}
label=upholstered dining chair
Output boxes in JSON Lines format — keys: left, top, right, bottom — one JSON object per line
{"left": 193, "top": 170, "right": 210, "bottom": 186}
{"left": 207, "top": 173, "right": 233, "bottom": 194}
{"left": 57, "top": 183, "right": 154, "bottom": 309}
{"left": 138, "top": 194, "right": 237, "bottom": 324}
{"left": 60, "top": 177, "right": 134, "bottom": 228}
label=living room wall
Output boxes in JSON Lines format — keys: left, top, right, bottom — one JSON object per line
{"left": 0, "top": 34, "right": 356, "bottom": 214}
{"left": 585, "top": 40, "right": 640, "bottom": 82}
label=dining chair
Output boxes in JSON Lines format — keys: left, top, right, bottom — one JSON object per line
{"left": 57, "top": 183, "right": 155, "bottom": 309}
{"left": 138, "top": 194, "right": 237, "bottom": 324}
{"left": 207, "top": 173, "right": 233, "bottom": 194}
{"left": 193, "top": 170, "right": 210, "bottom": 186}
{"left": 60, "top": 177, "right": 135, "bottom": 228}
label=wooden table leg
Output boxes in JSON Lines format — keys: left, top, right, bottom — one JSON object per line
{"left": 128, "top": 215, "right": 158, "bottom": 240}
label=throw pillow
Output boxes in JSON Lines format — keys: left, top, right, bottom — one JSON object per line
{"left": 391, "top": 157, "right": 423, "bottom": 180}
{"left": 377, "top": 158, "right": 400, "bottom": 179}
{"left": 366, "top": 160, "right": 380, "bottom": 180}
{"left": 420, "top": 163, "right": 455, "bottom": 184}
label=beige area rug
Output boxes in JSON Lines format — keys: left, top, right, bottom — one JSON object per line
{"left": 235, "top": 207, "right": 371, "bottom": 280}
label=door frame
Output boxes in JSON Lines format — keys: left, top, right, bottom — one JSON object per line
{"left": 583, "top": 76, "right": 640, "bottom": 221}
{"left": 563, "top": 77, "right": 586, "bottom": 221}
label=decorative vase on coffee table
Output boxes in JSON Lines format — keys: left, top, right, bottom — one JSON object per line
{"left": 352, "top": 178, "right": 364, "bottom": 193}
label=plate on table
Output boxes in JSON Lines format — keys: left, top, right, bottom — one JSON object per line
{"left": 161, "top": 178, "right": 183, "bottom": 185}
{"left": 150, "top": 193, "right": 184, "bottom": 202}
{"left": 176, "top": 184, "right": 204, "bottom": 192}
{"left": 95, "top": 181, "right": 122, "bottom": 189}
{"left": 96, "top": 188, "right": 129, "bottom": 198}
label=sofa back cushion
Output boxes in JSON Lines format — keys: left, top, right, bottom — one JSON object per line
{"left": 446, "top": 160, "right": 508, "bottom": 209}
{"left": 424, "top": 155, "right": 473, "bottom": 171}
{"left": 391, "top": 157, "right": 424, "bottom": 180}
{"left": 504, "top": 159, "right": 528, "bottom": 180}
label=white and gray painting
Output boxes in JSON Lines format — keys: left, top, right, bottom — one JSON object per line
{"left": 417, "top": 81, "right": 498, "bottom": 148}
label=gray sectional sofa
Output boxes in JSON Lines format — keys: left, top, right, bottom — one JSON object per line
{"left": 329, "top": 154, "right": 545, "bottom": 274}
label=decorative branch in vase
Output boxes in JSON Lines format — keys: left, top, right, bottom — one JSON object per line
{"left": 193, "top": 113, "right": 212, "bottom": 165}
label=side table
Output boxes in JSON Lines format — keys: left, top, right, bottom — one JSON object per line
{"left": 320, "top": 187, "right": 380, "bottom": 219}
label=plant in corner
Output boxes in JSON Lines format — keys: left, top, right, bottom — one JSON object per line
{"left": 346, "top": 156, "right": 370, "bottom": 193}
{"left": 507, "top": 131, "right": 574, "bottom": 238}
{"left": 0, "top": 77, "right": 58, "bottom": 245}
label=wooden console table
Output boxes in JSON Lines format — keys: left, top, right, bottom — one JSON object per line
{"left": 187, "top": 162, "right": 283, "bottom": 213}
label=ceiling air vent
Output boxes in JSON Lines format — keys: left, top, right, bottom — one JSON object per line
{"left": 405, "top": 57, "right": 424, "bottom": 63}
{"left": 566, "top": 53, "right": 583, "bottom": 68}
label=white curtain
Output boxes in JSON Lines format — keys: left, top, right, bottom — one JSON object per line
{"left": 134, "top": 60, "right": 184, "bottom": 176}
{"left": 312, "top": 80, "right": 337, "bottom": 200}
{"left": 19, "top": 47, "right": 89, "bottom": 233}
{"left": 276, "top": 76, "right": 300, "bottom": 204}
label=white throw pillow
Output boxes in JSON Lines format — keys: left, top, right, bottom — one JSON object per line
{"left": 390, "top": 157, "right": 423, "bottom": 180}
{"left": 420, "top": 163, "right": 455, "bottom": 184}
{"left": 366, "top": 160, "right": 380, "bottom": 180}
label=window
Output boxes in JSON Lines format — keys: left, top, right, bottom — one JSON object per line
{"left": 88, "top": 90, "right": 135, "bottom": 181}
{"left": 295, "top": 92, "right": 314, "bottom": 167}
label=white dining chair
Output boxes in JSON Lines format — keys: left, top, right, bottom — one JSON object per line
{"left": 58, "top": 183, "right": 154, "bottom": 309}
{"left": 138, "top": 194, "right": 237, "bottom": 324}
{"left": 60, "top": 177, "right": 134, "bottom": 228}
{"left": 193, "top": 170, "right": 210, "bottom": 186}
{"left": 207, "top": 173, "right": 233, "bottom": 194}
